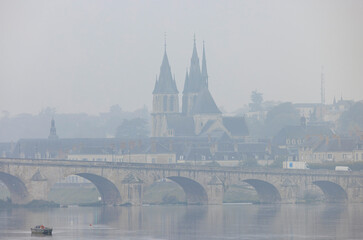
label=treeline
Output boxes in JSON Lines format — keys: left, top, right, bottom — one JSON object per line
{"left": 0, "top": 105, "right": 150, "bottom": 142}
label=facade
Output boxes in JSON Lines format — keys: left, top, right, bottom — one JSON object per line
{"left": 299, "top": 136, "right": 363, "bottom": 163}
{"left": 273, "top": 117, "right": 334, "bottom": 161}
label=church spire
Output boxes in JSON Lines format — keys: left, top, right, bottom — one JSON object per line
{"left": 201, "top": 40, "right": 208, "bottom": 88}
{"left": 191, "top": 34, "right": 198, "bottom": 64}
{"left": 183, "top": 35, "right": 202, "bottom": 93}
{"left": 153, "top": 43, "right": 178, "bottom": 94}
{"left": 48, "top": 118, "right": 58, "bottom": 140}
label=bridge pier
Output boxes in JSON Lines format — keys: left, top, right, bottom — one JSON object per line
{"left": 118, "top": 173, "right": 144, "bottom": 206}
{"left": 205, "top": 176, "right": 224, "bottom": 205}
{"left": 25, "top": 180, "right": 50, "bottom": 204}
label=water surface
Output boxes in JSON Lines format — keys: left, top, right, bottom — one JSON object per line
{"left": 0, "top": 203, "right": 362, "bottom": 240}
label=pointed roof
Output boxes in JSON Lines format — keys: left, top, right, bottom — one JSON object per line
{"left": 183, "top": 69, "right": 189, "bottom": 94}
{"left": 191, "top": 88, "right": 221, "bottom": 114}
{"left": 201, "top": 41, "right": 208, "bottom": 88}
{"left": 183, "top": 36, "right": 204, "bottom": 93}
{"left": 222, "top": 117, "right": 249, "bottom": 136}
{"left": 153, "top": 51, "right": 178, "bottom": 94}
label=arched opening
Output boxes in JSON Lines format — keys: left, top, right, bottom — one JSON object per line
{"left": 144, "top": 177, "right": 208, "bottom": 205}
{"left": 313, "top": 181, "right": 347, "bottom": 202}
{"left": 48, "top": 174, "right": 100, "bottom": 205}
{"left": 49, "top": 173, "right": 121, "bottom": 205}
{"left": 167, "top": 176, "right": 208, "bottom": 204}
{"left": 0, "top": 172, "right": 28, "bottom": 204}
{"left": 223, "top": 182, "right": 259, "bottom": 203}
{"left": 243, "top": 179, "right": 281, "bottom": 203}
{"left": 143, "top": 178, "right": 186, "bottom": 205}
{"left": 76, "top": 173, "right": 121, "bottom": 205}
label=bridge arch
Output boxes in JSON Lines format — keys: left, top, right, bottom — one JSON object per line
{"left": 68, "top": 173, "right": 122, "bottom": 205}
{"left": 166, "top": 176, "right": 208, "bottom": 204}
{"left": 0, "top": 172, "right": 28, "bottom": 204}
{"left": 313, "top": 181, "right": 347, "bottom": 202}
{"left": 243, "top": 179, "right": 281, "bottom": 203}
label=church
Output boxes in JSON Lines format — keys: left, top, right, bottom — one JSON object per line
{"left": 152, "top": 38, "right": 249, "bottom": 140}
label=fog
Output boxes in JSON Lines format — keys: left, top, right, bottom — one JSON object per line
{"left": 1, "top": 0, "right": 363, "bottom": 116}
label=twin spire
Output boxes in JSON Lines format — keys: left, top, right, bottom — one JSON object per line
{"left": 183, "top": 36, "right": 208, "bottom": 94}
{"left": 153, "top": 35, "right": 208, "bottom": 95}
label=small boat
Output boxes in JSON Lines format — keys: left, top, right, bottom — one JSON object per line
{"left": 31, "top": 225, "right": 53, "bottom": 235}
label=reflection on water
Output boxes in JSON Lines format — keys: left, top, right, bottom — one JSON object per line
{"left": 0, "top": 203, "right": 362, "bottom": 240}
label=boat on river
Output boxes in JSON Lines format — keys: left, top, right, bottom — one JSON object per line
{"left": 31, "top": 225, "right": 52, "bottom": 235}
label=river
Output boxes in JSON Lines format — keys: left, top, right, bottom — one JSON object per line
{"left": 0, "top": 203, "right": 362, "bottom": 240}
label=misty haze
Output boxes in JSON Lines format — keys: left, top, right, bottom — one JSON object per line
{"left": 1, "top": 1, "right": 363, "bottom": 240}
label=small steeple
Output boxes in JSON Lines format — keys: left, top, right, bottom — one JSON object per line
{"left": 48, "top": 118, "right": 58, "bottom": 140}
{"left": 201, "top": 40, "right": 208, "bottom": 88}
{"left": 153, "top": 75, "right": 158, "bottom": 93}
{"left": 183, "top": 68, "right": 189, "bottom": 93}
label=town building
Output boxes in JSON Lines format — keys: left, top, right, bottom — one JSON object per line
{"left": 299, "top": 136, "right": 363, "bottom": 163}
{"left": 273, "top": 117, "right": 334, "bottom": 161}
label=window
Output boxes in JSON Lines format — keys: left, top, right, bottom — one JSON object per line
{"left": 152, "top": 158, "right": 156, "bottom": 163}
{"left": 168, "top": 158, "right": 173, "bottom": 163}
{"left": 327, "top": 154, "right": 332, "bottom": 160}
{"left": 286, "top": 139, "right": 290, "bottom": 144}
{"left": 168, "top": 129, "right": 174, "bottom": 136}
{"left": 169, "top": 96, "right": 174, "bottom": 111}
{"left": 201, "top": 155, "right": 206, "bottom": 161}
{"left": 163, "top": 96, "right": 168, "bottom": 111}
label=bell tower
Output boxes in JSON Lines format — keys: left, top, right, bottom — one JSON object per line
{"left": 152, "top": 41, "right": 179, "bottom": 137}
{"left": 48, "top": 118, "right": 59, "bottom": 140}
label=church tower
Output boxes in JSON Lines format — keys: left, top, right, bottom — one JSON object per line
{"left": 48, "top": 118, "right": 59, "bottom": 140}
{"left": 182, "top": 36, "right": 207, "bottom": 116}
{"left": 152, "top": 45, "right": 179, "bottom": 137}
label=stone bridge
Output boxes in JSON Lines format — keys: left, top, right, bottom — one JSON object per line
{"left": 1, "top": 158, "right": 363, "bottom": 205}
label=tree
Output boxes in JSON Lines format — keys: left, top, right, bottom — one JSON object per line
{"left": 338, "top": 102, "right": 363, "bottom": 134}
{"left": 249, "top": 90, "right": 263, "bottom": 112}
{"left": 115, "top": 118, "right": 149, "bottom": 138}
{"left": 264, "top": 102, "right": 300, "bottom": 137}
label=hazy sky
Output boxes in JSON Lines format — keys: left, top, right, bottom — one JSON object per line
{"left": 1, "top": 0, "right": 362, "bottom": 116}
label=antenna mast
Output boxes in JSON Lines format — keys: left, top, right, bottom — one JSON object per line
{"left": 321, "top": 66, "right": 325, "bottom": 105}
